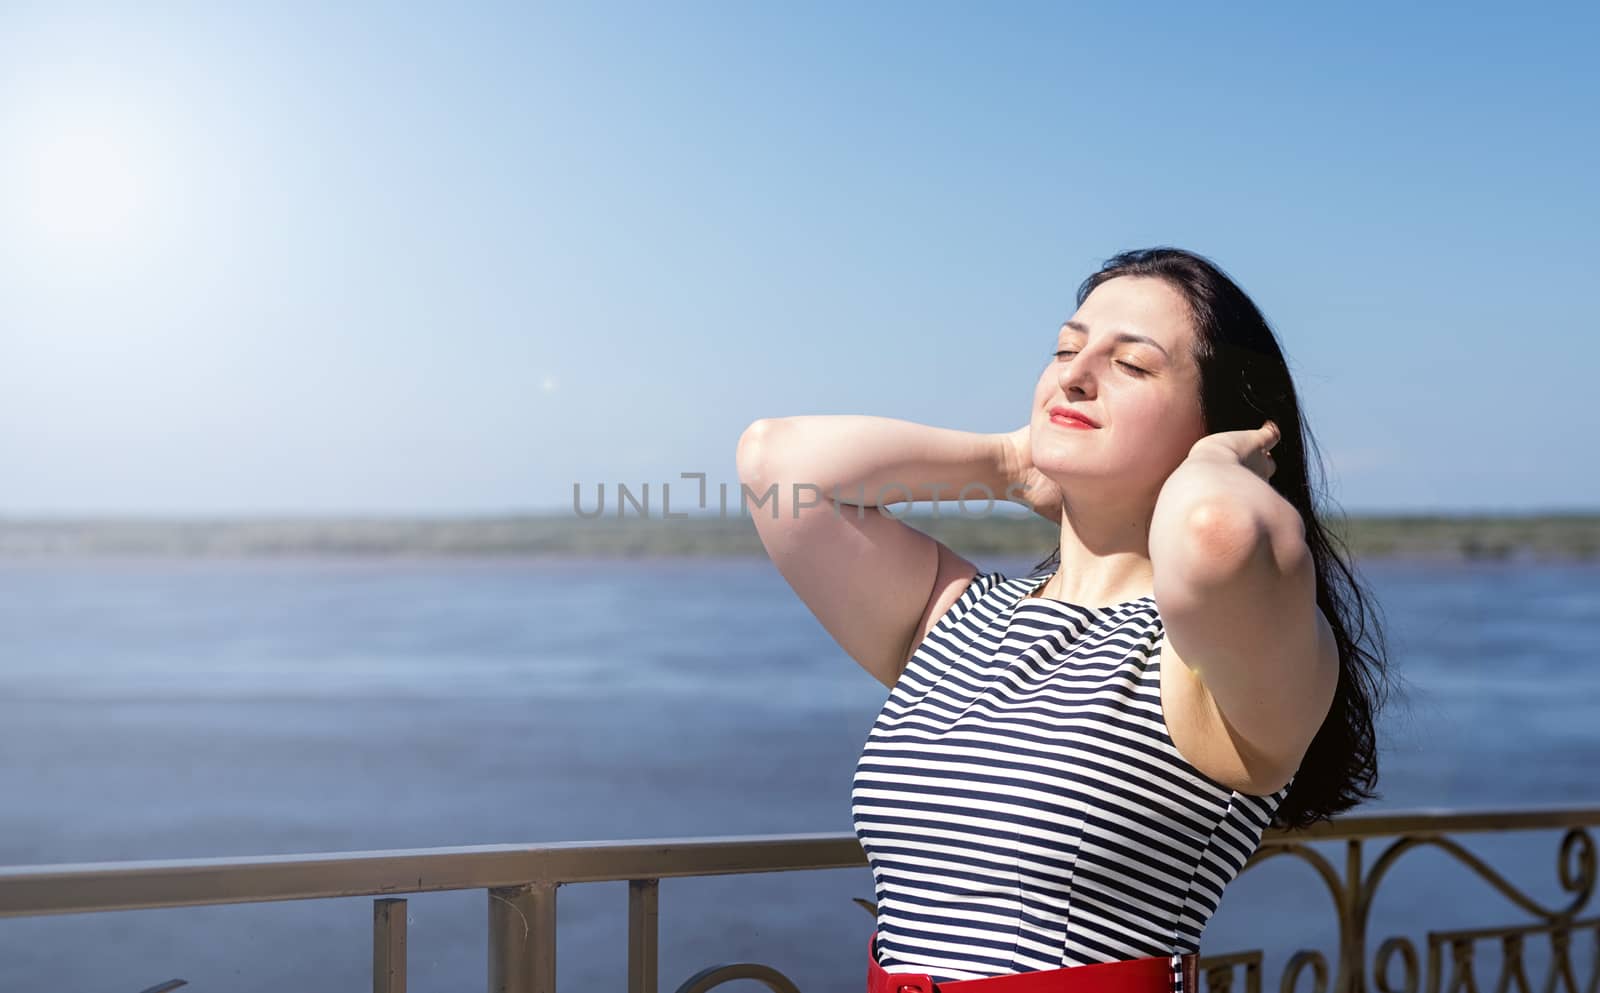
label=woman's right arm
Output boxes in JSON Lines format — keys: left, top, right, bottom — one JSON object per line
{"left": 735, "top": 415, "right": 1015, "bottom": 690}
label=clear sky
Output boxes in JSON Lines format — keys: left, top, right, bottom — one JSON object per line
{"left": 2, "top": 2, "right": 1595, "bottom": 516}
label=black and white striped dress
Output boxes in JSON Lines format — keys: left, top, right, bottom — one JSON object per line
{"left": 851, "top": 569, "right": 1294, "bottom": 990}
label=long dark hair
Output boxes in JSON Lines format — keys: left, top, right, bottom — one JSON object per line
{"left": 1031, "top": 246, "right": 1397, "bottom": 830}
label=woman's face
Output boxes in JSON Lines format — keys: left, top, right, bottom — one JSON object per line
{"left": 1030, "top": 274, "right": 1206, "bottom": 494}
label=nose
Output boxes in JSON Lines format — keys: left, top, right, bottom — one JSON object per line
{"left": 1057, "top": 353, "right": 1096, "bottom": 397}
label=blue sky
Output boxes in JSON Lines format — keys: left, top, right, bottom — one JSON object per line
{"left": 1, "top": 2, "right": 1595, "bottom": 516}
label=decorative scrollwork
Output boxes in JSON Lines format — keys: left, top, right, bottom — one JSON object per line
{"left": 1238, "top": 844, "right": 1350, "bottom": 993}
{"left": 1558, "top": 830, "right": 1598, "bottom": 898}
{"left": 1372, "top": 937, "right": 1418, "bottom": 993}
{"left": 1244, "top": 843, "right": 1349, "bottom": 923}
{"left": 1204, "top": 963, "right": 1237, "bottom": 993}
{"left": 672, "top": 962, "right": 803, "bottom": 993}
{"left": 1544, "top": 927, "right": 1586, "bottom": 993}
{"left": 1362, "top": 829, "right": 1597, "bottom": 926}
{"left": 1421, "top": 919, "right": 1600, "bottom": 993}
{"left": 1199, "top": 950, "right": 1262, "bottom": 993}
{"left": 1280, "top": 950, "right": 1330, "bottom": 993}
{"left": 1441, "top": 937, "right": 1476, "bottom": 993}
{"left": 1496, "top": 932, "right": 1534, "bottom": 993}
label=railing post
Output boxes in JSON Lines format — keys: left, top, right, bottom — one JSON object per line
{"left": 628, "top": 878, "right": 659, "bottom": 993}
{"left": 489, "top": 882, "right": 557, "bottom": 993}
{"left": 374, "top": 897, "right": 407, "bottom": 993}
{"left": 1343, "top": 839, "right": 1365, "bottom": 993}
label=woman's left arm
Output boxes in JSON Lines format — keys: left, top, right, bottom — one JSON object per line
{"left": 1148, "top": 421, "right": 1340, "bottom": 782}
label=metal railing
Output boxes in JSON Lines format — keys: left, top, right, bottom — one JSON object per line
{"left": 2, "top": 806, "right": 1597, "bottom": 993}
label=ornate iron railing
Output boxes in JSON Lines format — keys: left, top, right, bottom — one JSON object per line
{"left": 1, "top": 806, "right": 1596, "bottom": 993}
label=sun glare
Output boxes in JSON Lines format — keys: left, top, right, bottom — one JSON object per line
{"left": 27, "top": 125, "right": 150, "bottom": 245}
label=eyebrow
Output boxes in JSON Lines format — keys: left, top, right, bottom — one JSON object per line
{"left": 1061, "top": 320, "right": 1170, "bottom": 359}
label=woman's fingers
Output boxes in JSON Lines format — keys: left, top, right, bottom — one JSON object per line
{"left": 1185, "top": 421, "right": 1283, "bottom": 482}
{"left": 1255, "top": 421, "right": 1280, "bottom": 481}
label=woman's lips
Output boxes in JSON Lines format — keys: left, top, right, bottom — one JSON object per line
{"left": 1050, "top": 413, "right": 1096, "bottom": 429}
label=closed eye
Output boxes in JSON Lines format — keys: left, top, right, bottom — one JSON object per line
{"left": 1052, "top": 349, "right": 1149, "bottom": 376}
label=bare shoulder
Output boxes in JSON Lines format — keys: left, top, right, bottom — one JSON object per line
{"left": 1158, "top": 606, "right": 1338, "bottom": 795}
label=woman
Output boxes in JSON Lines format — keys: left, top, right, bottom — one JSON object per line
{"left": 735, "top": 247, "right": 1392, "bottom": 992}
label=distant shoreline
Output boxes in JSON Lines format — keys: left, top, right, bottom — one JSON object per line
{"left": 2, "top": 512, "right": 1597, "bottom": 561}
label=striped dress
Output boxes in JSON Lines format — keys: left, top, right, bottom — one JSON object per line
{"left": 851, "top": 569, "right": 1294, "bottom": 991}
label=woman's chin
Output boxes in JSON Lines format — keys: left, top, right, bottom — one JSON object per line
{"left": 1032, "top": 458, "right": 1093, "bottom": 479}
{"left": 1032, "top": 464, "right": 1135, "bottom": 493}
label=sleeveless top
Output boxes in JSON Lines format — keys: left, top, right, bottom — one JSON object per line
{"left": 851, "top": 569, "right": 1294, "bottom": 990}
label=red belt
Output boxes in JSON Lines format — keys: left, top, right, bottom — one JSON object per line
{"left": 868, "top": 930, "right": 1197, "bottom": 993}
